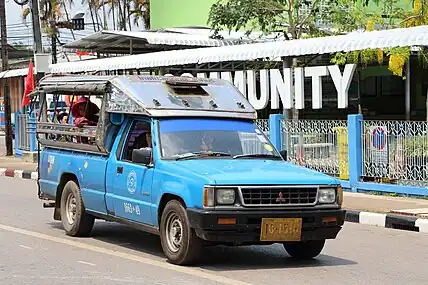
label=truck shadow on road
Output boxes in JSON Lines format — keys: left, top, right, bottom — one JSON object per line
{"left": 49, "top": 221, "right": 357, "bottom": 270}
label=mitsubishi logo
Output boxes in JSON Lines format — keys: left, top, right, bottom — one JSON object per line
{"left": 276, "top": 192, "right": 287, "bottom": 203}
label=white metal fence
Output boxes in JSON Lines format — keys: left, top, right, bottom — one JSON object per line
{"left": 239, "top": 119, "right": 270, "bottom": 154}
{"left": 362, "top": 120, "right": 428, "bottom": 187}
{"left": 255, "top": 119, "right": 269, "bottom": 133}
{"left": 282, "top": 119, "right": 348, "bottom": 178}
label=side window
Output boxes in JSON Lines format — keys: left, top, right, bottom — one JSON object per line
{"left": 121, "top": 121, "right": 152, "bottom": 162}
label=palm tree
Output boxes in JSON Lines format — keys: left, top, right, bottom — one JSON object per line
{"left": 129, "top": 0, "right": 150, "bottom": 30}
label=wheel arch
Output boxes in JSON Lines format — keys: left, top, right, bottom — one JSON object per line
{"left": 53, "top": 172, "right": 79, "bottom": 220}
{"left": 157, "top": 193, "right": 186, "bottom": 226}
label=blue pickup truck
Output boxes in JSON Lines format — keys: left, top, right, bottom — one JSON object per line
{"left": 32, "top": 74, "right": 345, "bottom": 265}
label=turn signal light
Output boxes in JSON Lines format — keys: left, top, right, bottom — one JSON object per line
{"left": 322, "top": 216, "right": 337, "bottom": 223}
{"left": 337, "top": 186, "right": 343, "bottom": 205}
{"left": 203, "top": 187, "right": 215, "bottom": 207}
{"left": 217, "top": 218, "right": 236, "bottom": 225}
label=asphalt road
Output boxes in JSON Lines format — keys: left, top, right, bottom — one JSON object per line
{"left": 0, "top": 177, "right": 427, "bottom": 285}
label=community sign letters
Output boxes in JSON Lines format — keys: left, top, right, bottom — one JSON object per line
{"left": 165, "top": 64, "right": 356, "bottom": 111}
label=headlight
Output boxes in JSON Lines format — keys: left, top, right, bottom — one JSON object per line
{"left": 318, "top": 188, "right": 336, "bottom": 203}
{"left": 203, "top": 187, "right": 236, "bottom": 207}
{"left": 216, "top": 189, "right": 235, "bottom": 205}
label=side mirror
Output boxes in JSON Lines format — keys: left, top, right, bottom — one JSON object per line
{"left": 132, "top": 147, "right": 152, "bottom": 165}
{"left": 279, "top": 150, "right": 287, "bottom": 161}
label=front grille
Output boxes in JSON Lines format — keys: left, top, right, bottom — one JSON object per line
{"left": 239, "top": 186, "right": 318, "bottom": 206}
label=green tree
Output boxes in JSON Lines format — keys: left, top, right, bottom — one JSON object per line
{"left": 207, "top": 0, "right": 428, "bottom": 78}
{"left": 208, "top": 0, "right": 332, "bottom": 40}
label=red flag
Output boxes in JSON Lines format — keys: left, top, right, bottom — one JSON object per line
{"left": 21, "top": 59, "right": 35, "bottom": 108}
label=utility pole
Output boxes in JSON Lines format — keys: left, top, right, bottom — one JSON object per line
{"left": 0, "top": 0, "right": 14, "bottom": 156}
{"left": 31, "top": 0, "right": 47, "bottom": 121}
{"left": 51, "top": 34, "right": 57, "bottom": 64}
{"left": 31, "top": 0, "right": 43, "bottom": 53}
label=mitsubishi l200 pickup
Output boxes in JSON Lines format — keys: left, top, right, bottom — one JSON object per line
{"left": 30, "top": 74, "right": 345, "bottom": 265}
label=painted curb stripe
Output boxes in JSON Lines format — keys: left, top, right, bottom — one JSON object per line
{"left": 344, "top": 210, "right": 360, "bottom": 223}
{"left": 385, "top": 213, "right": 418, "bottom": 231}
{"left": 0, "top": 169, "right": 38, "bottom": 180}
{"left": 5, "top": 169, "right": 15, "bottom": 177}
{"left": 345, "top": 210, "right": 427, "bottom": 234}
{"left": 22, "top": 171, "right": 33, "bottom": 179}
{"left": 359, "top": 212, "right": 387, "bottom": 227}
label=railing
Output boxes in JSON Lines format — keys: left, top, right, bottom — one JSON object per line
{"left": 238, "top": 119, "right": 270, "bottom": 154}
{"left": 14, "top": 112, "right": 37, "bottom": 154}
{"left": 362, "top": 120, "right": 428, "bottom": 187}
{"left": 281, "top": 119, "right": 348, "bottom": 178}
{"left": 255, "top": 119, "right": 269, "bottom": 133}
{"left": 268, "top": 114, "right": 427, "bottom": 196}
{"left": 17, "top": 114, "right": 30, "bottom": 151}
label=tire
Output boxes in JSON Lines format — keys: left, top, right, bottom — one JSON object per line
{"left": 60, "top": 180, "right": 95, "bottom": 237}
{"left": 283, "top": 240, "right": 325, "bottom": 260}
{"left": 159, "top": 200, "right": 203, "bottom": 265}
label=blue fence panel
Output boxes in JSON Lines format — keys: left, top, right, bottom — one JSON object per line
{"left": 348, "top": 114, "right": 363, "bottom": 193}
{"left": 268, "top": 113, "right": 428, "bottom": 196}
{"left": 0, "top": 111, "right": 4, "bottom": 128}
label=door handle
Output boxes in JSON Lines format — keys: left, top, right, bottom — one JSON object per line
{"left": 117, "top": 166, "right": 123, "bottom": 174}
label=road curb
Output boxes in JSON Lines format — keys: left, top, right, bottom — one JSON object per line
{"left": 345, "top": 209, "right": 428, "bottom": 234}
{"left": 0, "top": 168, "right": 38, "bottom": 180}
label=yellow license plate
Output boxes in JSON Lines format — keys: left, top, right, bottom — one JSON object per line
{"left": 260, "top": 218, "right": 302, "bottom": 242}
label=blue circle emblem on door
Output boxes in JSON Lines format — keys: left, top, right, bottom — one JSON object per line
{"left": 127, "top": 170, "right": 137, "bottom": 194}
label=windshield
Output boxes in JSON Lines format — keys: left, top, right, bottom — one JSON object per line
{"left": 158, "top": 118, "right": 281, "bottom": 160}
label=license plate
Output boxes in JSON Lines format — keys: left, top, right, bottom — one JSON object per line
{"left": 260, "top": 218, "right": 302, "bottom": 242}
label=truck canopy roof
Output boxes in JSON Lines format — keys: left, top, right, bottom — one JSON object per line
{"left": 30, "top": 74, "right": 257, "bottom": 155}
{"left": 32, "top": 74, "right": 257, "bottom": 120}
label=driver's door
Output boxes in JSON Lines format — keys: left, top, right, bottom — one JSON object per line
{"left": 106, "top": 119, "right": 154, "bottom": 225}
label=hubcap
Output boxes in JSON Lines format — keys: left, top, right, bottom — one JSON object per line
{"left": 165, "top": 212, "right": 183, "bottom": 253}
{"left": 65, "top": 192, "right": 77, "bottom": 225}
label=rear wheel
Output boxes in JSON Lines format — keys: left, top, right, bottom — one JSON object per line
{"left": 60, "top": 180, "right": 95, "bottom": 237}
{"left": 283, "top": 240, "right": 325, "bottom": 260}
{"left": 160, "top": 200, "right": 203, "bottom": 265}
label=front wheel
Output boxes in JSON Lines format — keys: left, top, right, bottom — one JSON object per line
{"left": 60, "top": 180, "right": 95, "bottom": 237}
{"left": 159, "top": 200, "right": 203, "bottom": 265}
{"left": 283, "top": 240, "right": 325, "bottom": 260}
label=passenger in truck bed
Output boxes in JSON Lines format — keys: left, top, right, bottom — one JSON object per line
{"left": 71, "top": 97, "right": 100, "bottom": 128}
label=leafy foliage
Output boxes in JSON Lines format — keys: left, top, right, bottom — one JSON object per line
{"left": 208, "top": 0, "right": 428, "bottom": 77}
{"left": 208, "top": 0, "right": 333, "bottom": 39}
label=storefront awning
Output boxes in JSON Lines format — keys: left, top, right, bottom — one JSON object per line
{"left": 50, "top": 25, "right": 428, "bottom": 74}
{"left": 0, "top": 68, "right": 32, "bottom": 79}
{"left": 63, "top": 30, "right": 259, "bottom": 54}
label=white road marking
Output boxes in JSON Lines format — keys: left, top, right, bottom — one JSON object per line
{"left": 78, "top": 261, "right": 96, "bottom": 266}
{"left": 0, "top": 223, "right": 253, "bottom": 285}
{"left": 19, "top": 245, "right": 32, "bottom": 249}
{"left": 10, "top": 275, "right": 144, "bottom": 283}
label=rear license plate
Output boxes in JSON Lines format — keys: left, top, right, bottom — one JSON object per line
{"left": 260, "top": 218, "right": 302, "bottom": 242}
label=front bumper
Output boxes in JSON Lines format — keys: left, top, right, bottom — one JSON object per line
{"left": 187, "top": 208, "right": 345, "bottom": 244}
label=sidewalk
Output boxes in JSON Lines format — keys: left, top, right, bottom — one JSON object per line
{"left": 0, "top": 155, "right": 37, "bottom": 172}
{"left": 343, "top": 192, "right": 428, "bottom": 217}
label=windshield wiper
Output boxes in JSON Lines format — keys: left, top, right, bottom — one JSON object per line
{"left": 232, "top": 154, "right": 282, "bottom": 160}
{"left": 174, "top": 151, "right": 232, "bottom": 161}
